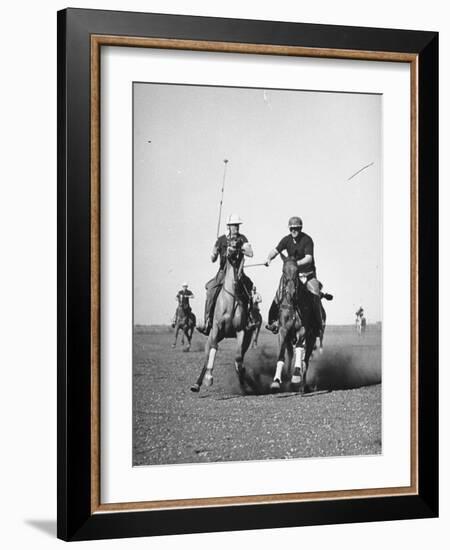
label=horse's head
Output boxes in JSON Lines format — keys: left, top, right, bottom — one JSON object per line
{"left": 282, "top": 256, "right": 299, "bottom": 279}
{"left": 226, "top": 237, "right": 244, "bottom": 268}
{"left": 282, "top": 257, "right": 299, "bottom": 302}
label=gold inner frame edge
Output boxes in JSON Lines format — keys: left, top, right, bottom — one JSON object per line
{"left": 90, "top": 34, "right": 419, "bottom": 514}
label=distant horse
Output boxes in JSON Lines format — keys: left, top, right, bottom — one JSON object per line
{"left": 250, "top": 306, "right": 263, "bottom": 348}
{"left": 270, "top": 258, "right": 321, "bottom": 394}
{"left": 172, "top": 303, "right": 196, "bottom": 351}
{"left": 356, "top": 314, "right": 367, "bottom": 336}
{"left": 190, "top": 242, "right": 255, "bottom": 393}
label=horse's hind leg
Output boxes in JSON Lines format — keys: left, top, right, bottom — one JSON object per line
{"left": 252, "top": 325, "right": 261, "bottom": 348}
{"left": 301, "top": 331, "right": 316, "bottom": 393}
{"left": 235, "top": 330, "right": 255, "bottom": 393}
{"left": 172, "top": 327, "right": 179, "bottom": 348}
{"left": 183, "top": 328, "right": 191, "bottom": 351}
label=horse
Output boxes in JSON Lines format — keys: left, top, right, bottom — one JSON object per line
{"left": 356, "top": 314, "right": 366, "bottom": 336}
{"left": 250, "top": 306, "right": 262, "bottom": 348}
{"left": 172, "top": 303, "right": 196, "bottom": 351}
{"left": 190, "top": 242, "right": 255, "bottom": 393}
{"left": 270, "top": 258, "right": 320, "bottom": 394}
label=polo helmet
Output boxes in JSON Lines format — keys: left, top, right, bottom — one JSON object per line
{"left": 226, "top": 213, "right": 243, "bottom": 225}
{"left": 288, "top": 216, "right": 303, "bottom": 229}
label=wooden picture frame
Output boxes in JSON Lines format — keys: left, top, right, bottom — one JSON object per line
{"left": 57, "top": 8, "right": 438, "bottom": 541}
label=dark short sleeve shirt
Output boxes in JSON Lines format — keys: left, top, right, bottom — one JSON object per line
{"left": 276, "top": 232, "right": 315, "bottom": 272}
{"left": 215, "top": 233, "right": 248, "bottom": 270}
{"left": 177, "top": 289, "right": 193, "bottom": 306}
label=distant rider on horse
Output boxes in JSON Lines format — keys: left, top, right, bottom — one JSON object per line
{"left": 265, "top": 216, "right": 332, "bottom": 334}
{"left": 355, "top": 306, "right": 365, "bottom": 322}
{"left": 171, "top": 283, "right": 194, "bottom": 328}
{"left": 197, "top": 213, "right": 256, "bottom": 336}
{"left": 252, "top": 285, "right": 262, "bottom": 311}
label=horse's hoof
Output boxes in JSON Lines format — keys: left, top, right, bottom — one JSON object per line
{"left": 270, "top": 379, "right": 281, "bottom": 392}
{"left": 171, "top": 344, "right": 176, "bottom": 348}
{"left": 204, "top": 372, "right": 213, "bottom": 387}
{"left": 291, "top": 368, "right": 301, "bottom": 385}
{"left": 190, "top": 384, "right": 200, "bottom": 393}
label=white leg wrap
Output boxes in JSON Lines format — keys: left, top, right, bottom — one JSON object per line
{"left": 275, "top": 361, "right": 284, "bottom": 381}
{"left": 295, "top": 347, "right": 304, "bottom": 368}
{"left": 206, "top": 348, "right": 217, "bottom": 371}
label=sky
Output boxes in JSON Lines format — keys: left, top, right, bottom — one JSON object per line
{"left": 133, "top": 82, "right": 382, "bottom": 325}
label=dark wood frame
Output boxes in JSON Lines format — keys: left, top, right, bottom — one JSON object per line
{"left": 57, "top": 8, "right": 438, "bottom": 541}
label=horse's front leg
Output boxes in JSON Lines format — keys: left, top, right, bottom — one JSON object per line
{"left": 190, "top": 327, "right": 219, "bottom": 392}
{"left": 235, "top": 330, "right": 254, "bottom": 392}
{"left": 271, "top": 329, "right": 287, "bottom": 391}
{"left": 291, "top": 327, "right": 306, "bottom": 390}
{"left": 184, "top": 327, "right": 191, "bottom": 351}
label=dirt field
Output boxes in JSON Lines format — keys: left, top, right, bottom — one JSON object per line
{"left": 133, "top": 325, "right": 381, "bottom": 466}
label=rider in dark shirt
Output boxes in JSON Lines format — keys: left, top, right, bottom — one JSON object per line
{"left": 265, "top": 216, "right": 330, "bottom": 334}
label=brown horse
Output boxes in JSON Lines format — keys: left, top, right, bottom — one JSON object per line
{"left": 190, "top": 243, "right": 254, "bottom": 393}
{"left": 270, "top": 258, "right": 319, "bottom": 393}
{"left": 172, "top": 303, "right": 196, "bottom": 351}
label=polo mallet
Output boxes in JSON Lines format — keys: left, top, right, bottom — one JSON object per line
{"left": 216, "top": 159, "right": 228, "bottom": 238}
{"left": 244, "top": 262, "right": 267, "bottom": 268}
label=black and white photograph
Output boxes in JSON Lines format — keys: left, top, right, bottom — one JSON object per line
{"left": 0, "top": 0, "right": 442, "bottom": 546}
{"left": 133, "top": 82, "right": 382, "bottom": 466}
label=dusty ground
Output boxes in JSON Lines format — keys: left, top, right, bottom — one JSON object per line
{"left": 133, "top": 326, "right": 381, "bottom": 465}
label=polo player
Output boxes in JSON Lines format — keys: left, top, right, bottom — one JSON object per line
{"left": 197, "top": 214, "right": 255, "bottom": 336}
{"left": 265, "top": 216, "right": 331, "bottom": 334}
{"left": 355, "top": 306, "right": 365, "bottom": 324}
{"left": 171, "top": 283, "right": 194, "bottom": 328}
{"left": 252, "top": 285, "right": 262, "bottom": 311}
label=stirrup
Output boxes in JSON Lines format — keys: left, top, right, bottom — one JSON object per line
{"left": 196, "top": 323, "right": 210, "bottom": 336}
{"left": 265, "top": 323, "right": 279, "bottom": 334}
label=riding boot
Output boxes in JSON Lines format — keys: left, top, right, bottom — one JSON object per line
{"left": 196, "top": 321, "right": 211, "bottom": 336}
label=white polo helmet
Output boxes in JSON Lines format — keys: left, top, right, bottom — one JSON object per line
{"left": 226, "top": 213, "right": 243, "bottom": 225}
{"left": 182, "top": 282, "right": 188, "bottom": 287}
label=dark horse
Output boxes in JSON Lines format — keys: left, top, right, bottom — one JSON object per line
{"left": 172, "top": 303, "right": 196, "bottom": 351}
{"left": 190, "top": 241, "right": 255, "bottom": 392}
{"left": 270, "top": 257, "right": 321, "bottom": 393}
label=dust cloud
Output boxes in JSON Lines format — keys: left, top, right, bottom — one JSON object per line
{"left": 241, "top": 340, "right": 381, "bottom": 394}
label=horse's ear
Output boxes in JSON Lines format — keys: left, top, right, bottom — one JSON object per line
{"left": 279, "top": 252, "right": 288, "bottom": 262}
